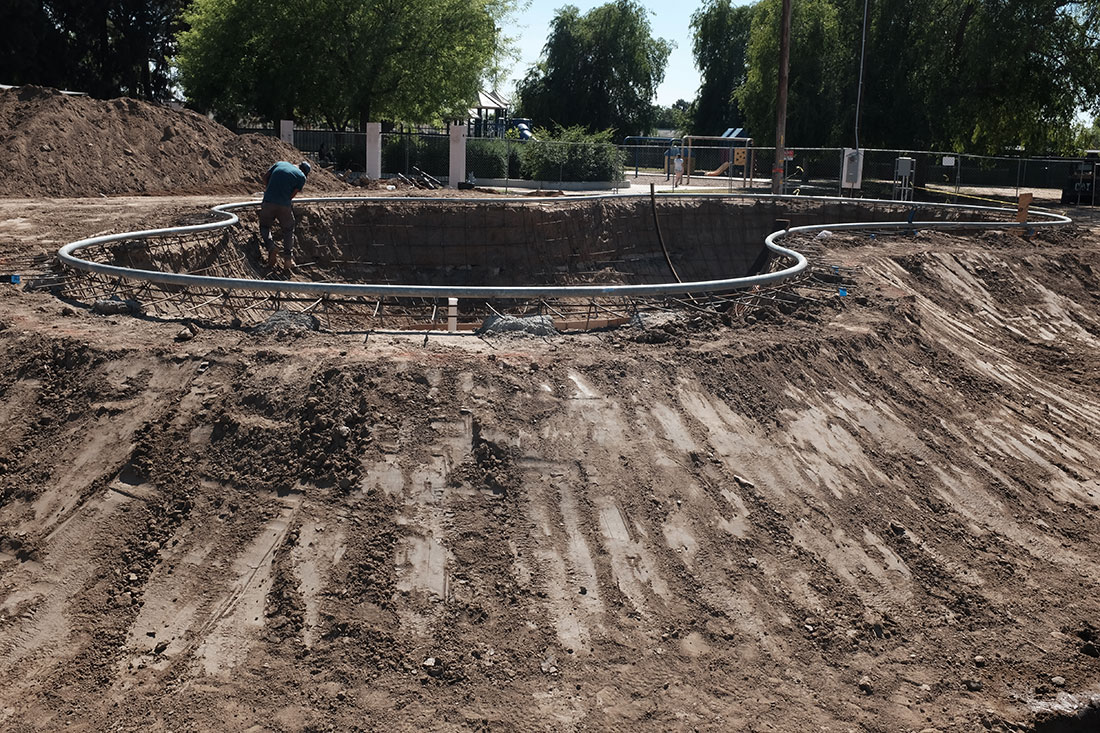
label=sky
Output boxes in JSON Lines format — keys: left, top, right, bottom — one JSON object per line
{"left": 498, "top": 1, "right": 737, "bottom": 108}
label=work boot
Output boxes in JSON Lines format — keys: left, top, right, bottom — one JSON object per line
{"left": 282, "top": 255, "right": 295, "bottom": 273}
{"left": 265, "top": 249, "right": 279, "bottom": 268}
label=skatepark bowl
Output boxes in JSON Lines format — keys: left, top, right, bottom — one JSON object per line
{"left": 56, "top": 193, "right": 1069, "bottom": 332}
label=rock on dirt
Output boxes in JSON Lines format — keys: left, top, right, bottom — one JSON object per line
{"left": 92, "top": 297, "right": 140, "bottom": 315}
{"left": 477, "top": 314, "right": 557, "bottom": 337}
{"left": 250, "top": 310, "right": 320, "bottom": 334}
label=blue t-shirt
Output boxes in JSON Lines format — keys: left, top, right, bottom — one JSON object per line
{"left": 262, "top": 161, "right": 306, "bottom": 205}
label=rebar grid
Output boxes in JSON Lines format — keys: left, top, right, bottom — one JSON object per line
{"left": 55, "top": 193, "right": 1070, "bottom": 332}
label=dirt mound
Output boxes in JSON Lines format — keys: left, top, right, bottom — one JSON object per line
{"left": 1, "top": 198, "right": 1100, "bottom": 731}
{"left": 0, "top": 86, "right": 349, "bottom": 198}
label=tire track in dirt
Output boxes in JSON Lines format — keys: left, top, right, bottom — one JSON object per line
{"left": 2, "top": 220, "right": 1100, "bottom": 730}
{"left": 0, "top": 355, "right": 200, "bottom": 727}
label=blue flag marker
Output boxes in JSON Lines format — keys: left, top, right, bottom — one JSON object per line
{"left": 838, "top": 287, "right": 848, "bottom": 296}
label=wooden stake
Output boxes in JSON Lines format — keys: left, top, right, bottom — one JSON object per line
{"left": 1016, "top": 192, "right": 1033, "bottom": 223}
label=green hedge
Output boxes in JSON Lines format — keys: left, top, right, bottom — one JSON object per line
{"left": 466, "top": 138, "right": 525, "bottom": 180}
{"left": 384, "top": 127, "right": 625, "bottom": 182}
{"left": 466, "top": 139, "right": 509, "bottom": 179}
{"left": 520, "top": 126, "right": 624, "bottom": 182}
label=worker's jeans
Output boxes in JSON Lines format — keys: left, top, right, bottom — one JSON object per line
{"left": 258, "top": 203, "right": 295, "bottom": 256}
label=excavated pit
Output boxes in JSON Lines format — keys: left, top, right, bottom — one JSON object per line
{"left": 70, "top": 195, "right": 1009, "bottom": 328}
{"left": 104, "top": 197, "right": 964, "bottom": 288}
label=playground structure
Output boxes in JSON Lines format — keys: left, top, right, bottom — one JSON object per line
{"left": 684, "top": 129, "right": 754, "bottom": 186}
{"left": 466, "top": 90, "right": 534, "bottom": 140}
{"left": 622, "top": 136, "right": 681, "bottom": 178}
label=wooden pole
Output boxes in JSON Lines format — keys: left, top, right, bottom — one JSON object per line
{"left": 772, "top": 0, "right": 793, "bottom": 195}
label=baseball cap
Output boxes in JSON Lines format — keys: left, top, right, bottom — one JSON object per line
{"left": 299, "top": 160, "right": 312, "bottom": 175}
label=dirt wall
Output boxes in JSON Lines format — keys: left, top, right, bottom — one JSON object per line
{"left": 89, "top": 198, "right": 961, "bottom": 292}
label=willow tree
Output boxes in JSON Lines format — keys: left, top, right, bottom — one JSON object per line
{"left": 690, "top": 0, "right": 754, "bottom": 137}
{"left": 177, "top": 0, "right": 514, "bottom": 128}
{"left": 726, "top": 0, "right": 1100, "bottom": 153}
{"left": 734, "top": 0, "right": 844, "bottom": 147}
{"left": 515, "top": 1, "right": 672, "bottom": 136}
{"left": 914, "top": 0, "right": 1100, "bottom": 153}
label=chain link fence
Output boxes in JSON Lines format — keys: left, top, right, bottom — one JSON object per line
{"left": 244, "top": 127, "right": 1099, "bottom": 204}
{"left": 465, "top": 138, "right": 625, "bottom": 190}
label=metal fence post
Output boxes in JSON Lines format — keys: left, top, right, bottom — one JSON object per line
{"left": 955, "top": 155, "right": 962, "bottom": 202}
{"left": 838, "top": 149, "right": 845, "bottom": 197}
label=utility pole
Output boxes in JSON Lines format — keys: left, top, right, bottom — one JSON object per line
{"left": 854, "top": 0, "right": 869, "bottom": 150}
{"left": 771, "top": 0, "right": 792, "bottom": 195}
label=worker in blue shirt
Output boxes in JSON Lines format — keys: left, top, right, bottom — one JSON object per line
{"left": 259, "top": 160, "right": 311, "bottom": 270}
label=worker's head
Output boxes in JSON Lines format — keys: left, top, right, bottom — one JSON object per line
{"left": 299, "top": 160, "right": 312, "bottom": 176}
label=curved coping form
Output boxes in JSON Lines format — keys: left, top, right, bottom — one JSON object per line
{"left": 57, "top": 193, "right": 1072, "bottom": 300}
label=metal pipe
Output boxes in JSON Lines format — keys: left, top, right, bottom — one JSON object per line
{"left": 58, "top": 193, "right": 1070, "bottom": 302}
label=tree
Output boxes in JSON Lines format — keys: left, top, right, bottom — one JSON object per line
{"left": 1074, "top": 117, "right": 1100, "bottom": 151}
{"left": 837, "top": 0, "right": 931, "bottom": 149}
{"left": 0, "top": 0, "right": 187, "bottom": 101}
{"left": 926, "top": 0, "right": 1100, "bottom": 153}
{"left": 828, "top": 0, "right": 1100, "bottom": 153}
{"left": 177, "top": 0, "right": 515, "bottom": 129}
{"left": 0, "top": 1, "right": 69, "bottom": 91}
{"left": 719, "top": 0, "right": 1100, "bottom": 154}
{"left": 514, "top": 1, "right": 672, "bottom": 137}
{"left": 690, "top": 0, "right": 754, "bottom": 137}
{"left": 734, "top": 0, "right": 843, "bottom": 147}
{"left": 652, "top": 99, "right": 693, "bottom": 134}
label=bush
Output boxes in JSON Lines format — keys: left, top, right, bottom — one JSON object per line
{"left": 508, "top": 146, "right": 523, "bottom": 178}
{"left": 466, "top": 139, "right": 509, "bottom": 179}
{"left": 519, "top": 125, "right": 624, "bottom": 182}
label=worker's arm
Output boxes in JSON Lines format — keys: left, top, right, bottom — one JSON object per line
{"left": 290, "top": 188, "right": 301, "bottom": 199}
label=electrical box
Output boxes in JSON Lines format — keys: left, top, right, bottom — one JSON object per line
{"left": 842, "top": 148, "right": 864, "bottom": 188}
{"left": 893, "top": 156, "right": 916, "bottom": 201}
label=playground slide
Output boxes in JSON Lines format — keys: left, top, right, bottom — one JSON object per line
{"left": 705, "top": 161, "right": 731, "bottom": 176}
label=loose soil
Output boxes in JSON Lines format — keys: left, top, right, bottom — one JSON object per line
{"left": 0, "top": 89, "right": 1099, "bottom": 733}
{"left": 0, "top": 86, "right": 350, "bottom": 198}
